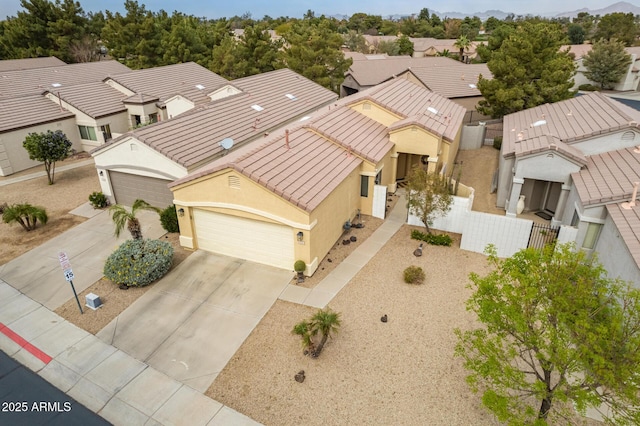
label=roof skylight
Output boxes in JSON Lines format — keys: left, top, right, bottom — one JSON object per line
{"left": 251, "top": 104, "right": 264, "bottom": 111}
{"left": 468, "top": 84, "right": 477, "bottom": 89}
{"left": 195, "top": 84, "right": 205, "bottom": 90}
{"left": 299, "top": 116, "right": 311, "bottom": 121}
{"left": 532, "top": 120, "right": 547, "bottom": 127}
{"left": 285, "top": 94, "right": 297, "bottom": 100}
{"left": 51, "top": 83, "right": 62, "bottom": 88}
{"left": 427, "top": 106, "right": 439, "bottom": 115}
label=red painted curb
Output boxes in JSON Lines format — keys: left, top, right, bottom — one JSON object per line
{"left": 0, "top": 322, "right": 52, "bottom": 364}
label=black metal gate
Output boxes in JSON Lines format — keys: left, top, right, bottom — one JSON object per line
{"left": 528, "top": 223, "right": 559, "bottom": 249}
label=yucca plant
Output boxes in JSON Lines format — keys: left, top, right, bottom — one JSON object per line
{"left": 109, "top": 199, "right": 160, "bottom": 240}
{"left": 2, "top": 203, "right": 48, "bottom": 231}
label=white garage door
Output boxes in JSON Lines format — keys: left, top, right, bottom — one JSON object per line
{"left": 193, "top": 209, "right": 295, "bottom": 270}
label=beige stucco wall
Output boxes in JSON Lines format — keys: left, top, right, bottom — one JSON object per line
{"left": 0, "top": 118, "right": 81, "bottom": 176}
{"left": 93, "top": 137, "right": 187, "bottom": 202}
{"left": 209, "top": 85, "right": 242, "bottom": 101}
{"left": 349, "top": 101, "right": 402, "bottom": 127}
{"left": 165, "top": 96, "right": 194, "bottom": 119}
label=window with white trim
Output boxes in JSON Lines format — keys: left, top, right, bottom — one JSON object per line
{"left": 78, "top": 125, "right": 97, "bottom": 141}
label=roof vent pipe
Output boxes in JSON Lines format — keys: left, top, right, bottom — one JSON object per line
{"left": 285, "top": 129, "right": 290, "bottom": 149}
{"left": 621, "top": 181, "right": 639, "bottom": 210}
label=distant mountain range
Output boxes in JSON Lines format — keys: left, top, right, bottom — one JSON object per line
{"left": 333, "top": 1, "right": 640, "bottom": 21}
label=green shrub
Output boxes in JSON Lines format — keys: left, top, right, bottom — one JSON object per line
{"left": 160, "top": 205, "right": 180, "bottom": 233}
{"left": 493, "top": 136, "right": 502, "bottom": 150}
{"left": 104, "top": 239, "right": 174, "bottom": 287}
{"left": 88, "top": 191, "right": 109, "bottom": 209}
{"left": 411, "top": 229, "right": 453, "bottom": 246}
{"left": 294, "top": 260, "right": 306, "bottom": 272}
{"left": 403, "top": 266, "right": 425, "bottom": 284}
{"left": 578, "top": 84, "right": 600, "bottom": 92}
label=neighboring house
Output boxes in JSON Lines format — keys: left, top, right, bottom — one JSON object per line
{"left": 361, "top": 35, "right": 480, "bottom": 60}
{"left": 102, "top": 62, "right": 230, "bottom": 125}
{"left": 566, "top": 44, "right": 640, "bottom": 91}
{"left": 0, "top": 95, "right": 80, "bottom": 176}
{"left": 91, "top": 68, "right": 339, "bottom": 207}
{"left": 0, "top": 56, "right": 65, "bottom": 72}
{"left": 497, "top": 92, "right": 640, "bottom": 283}
{"left": 168, "top": 78, "right": 466, "bottom": 273}
{"left": 0, "top": 60, "right": 132, "bottom": 175}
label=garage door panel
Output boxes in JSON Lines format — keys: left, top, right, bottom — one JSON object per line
{"left": 110, "top": 171, "right": 174, "bottom": 208}
{"left": 193, "top": 210, "right": 294, "bottom": 270}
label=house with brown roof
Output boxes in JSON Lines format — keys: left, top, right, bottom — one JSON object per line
{"left": 91, "top": 68, "right": 339, "bottom": 207}
{"left": 340, "top": 55, "right": 491, "bottom": 117}
{"left": 168, "top": 78, "right": 466, "bottom": 273}
{"left": 497, "top": 92, "right": 640, "bottom": 284}
{"left": 0, "top": 59, "right": 132, "bottom": 176}
{"left": 361, "top": 35, "right": 480, "bottom": 60}
{"left": 0, "top": 56, "right": 66, "bottom": 72}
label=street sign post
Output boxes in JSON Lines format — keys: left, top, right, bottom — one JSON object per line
{"left": 59, "top": 252, "right": 82, "bottom": 314}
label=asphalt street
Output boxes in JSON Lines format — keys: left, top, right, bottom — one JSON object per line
{"left": 0, "top": 350, "right": 111, "bottom": 426}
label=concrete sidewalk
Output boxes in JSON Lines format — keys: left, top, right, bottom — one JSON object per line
{"left": 0, "top": 159, "right": 95, "bottom": 186}
{"left": 279, "top": 191, "right": 408, "bottom": 308}
{"left": 0, "top": 280, "right": 259, "bottom": 425}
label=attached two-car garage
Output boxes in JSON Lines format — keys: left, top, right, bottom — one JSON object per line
{"left": 192, "top": 209, "right": 295, "bottom": 270}
{"left": 109, "top": 171, "right": 174, "bottom": 208}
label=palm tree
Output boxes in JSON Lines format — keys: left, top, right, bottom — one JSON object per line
{"left": 454, "top": 35, "right": 471, "bottom": 62}
{"left": 2, "top": 203, "right": 48, "bottom": 231}
{"left": 292, "top": 320, "right": 315, "bottom": 355}
{"left": 109, "top": 199, "right": 160, "bottom": 240}
{"left": 309, "top": 308, "right": 341, "bottom": 357}
{"left": 437, "top": 48, "right": 451, "bottom": 57}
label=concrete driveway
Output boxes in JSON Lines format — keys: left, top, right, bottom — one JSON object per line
{"left": 0, "top": 209, "right": 164, "bottom": 310}
{"left": 96, "top": 250, "right": 292, "bottom": 392}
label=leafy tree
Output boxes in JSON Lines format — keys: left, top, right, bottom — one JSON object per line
{"left": 47, "top": 0, "right": 89, "bottom": 62}
{"left": 477, "top": 22, "right": 575, "bottom": 118}
{"left": 161, "top": 14, "right": 210, "bottom": 66}
{"left": 476, "top": 23, "right": 514, "bottom": 62}
{"left": 292, "top": 308, "right": 342, "bottom": 358}
{"left": 343, "top": 30, "right": 368, "bottom": 53}
{"left": 376, "top": 39, "right": 399, "bottom": 56}
{"left": 593, "top": 12, "right": 638, "bottom": 46}
{"left": 396, "top": 34, "right": 413, "bottom": 56}
{"left": 1, "top": 0, "right": 58, "bottom": 58}
{"left": 567, "top": 24, "right": 586, "bottom": 45}
{"left": 2, "top": 203, "right": 48, "bottom": 232}
{"left": 281, "top": 19, "right": 352, "bottom": 92}
{"left": 444, "top": 18, "right": 462, "bottom": 39}
{"left": 22, "top": 130, "right": 72, "bottom": 185}
{"left": 583, "top": 38, "right": 632, "bottom": 89}
{"left": 406, "top": 166, "right": 452, "bottom": 234}
{"left": 454, "top": 35, "right": 471, "bottom": 62}
{"left": 573, "top": 12, "right": 595, "bottom": 39}
{"left": 484, "top": 16, "right": 502, "bottom": 32}
{"left": 456, "top": 243, "right": 640, "bottom": 425}
{"left": 109, "top": 199, "right": 160, "bottom": 240}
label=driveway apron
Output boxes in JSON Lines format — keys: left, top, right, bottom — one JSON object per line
{"left": 96, "top": 250, "right": 292, "bottom": 392}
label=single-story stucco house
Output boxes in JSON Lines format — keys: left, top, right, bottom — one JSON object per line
{"left": 91, "top": 68, "right": 339, "bottom": 207}
{"left": 497, "top": 91, "right": 640, "bottom": 284}
{"left": 168, "top": 77, "right": 466, "bottom": 274}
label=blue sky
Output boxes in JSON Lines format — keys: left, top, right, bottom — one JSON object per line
{"left": 0, "top": 0, "right": 629, "bottom": 19}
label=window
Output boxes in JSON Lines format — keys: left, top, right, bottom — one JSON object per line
{"left": 582, "top": 222, "right": 602, "bottom": 249}
{"left": 571, "top": 210, "right": 579, "bottom": 227}
{"left": 101, "top": 124, "right": 112, "bottom": 141}
{"left": 132, "top": 115, "right": 141, "bottom": 126}
{"left": 375, "top": 170, "right": 382, "bottom": 185}
{"left": 148, "top": 113, "right": 158, "bottom": 124}
{"left": 360, "top": 175, "right": 369, "bottom": 197}
{"left": 78, "top": 125, "right": 97, "bottom": 141}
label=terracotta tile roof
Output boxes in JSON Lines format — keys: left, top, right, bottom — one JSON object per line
{"left": 0, "top": 60, "right": 131, "bottom": 99}
{"left": 368, "top": 79, "right": 467, "bottom": 142}
{"left": 0, "top": 56, "right": 66, "bottom": 72}
{"left": 503, "top": 92, "right": 640, "bottom": 157}
{"left": 308, "top": 107, "right": 393, "bottom": 163}
{"left": 514, "top": 135, "right": 587, "bottom": 165}
{"left": 170, "top": 126, "right": 362, "bottom": 212}
{"left": 95, "top": 68, "right": 337, "bottom": 169}
{"left": 43, "top": 82, "right": 127, "bottom": 118}
{"left": 606, "top": 201, "right": 640, "bottom": 269}
{"left": 346, "top": 56, "right": 462, "bottom": 87}
{"left": 105, "top": 62, "right": 228, "bottom": 105}
{"left": 572, "top": 147, "right": 640, "bottom": 206}
{"left": 171, "top": 78, "right": 466, "bottom": 212}
{"left": 0, "top": 94, "right": 75, "bottom": 133}
{"left": 123, "top": 93, "right": 159, "bottom": 104}
{"left": 407, "top": 63, "right": 491, "bottom": 98}
{"left": 561, "top": 44, "right": 593, "bottom": 59}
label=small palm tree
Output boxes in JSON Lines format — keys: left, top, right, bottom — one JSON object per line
{"left": 437, "top": 48, "right": 451, "bottom": 57}
{"left": 292, "top": 320, "right": 315, "bottom": 355}
{"left": 109, "top": 199, "right": 160, "bottom": 240}
{"left": 2, "top": 203, "right": 48, "bottom": 231}
{"left": 454, "top": 35, "right": 471, "bottom": 62}
{"left": 309, "top": 308, "right": 341, "bottom": 358}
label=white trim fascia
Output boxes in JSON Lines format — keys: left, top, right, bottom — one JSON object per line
{"left": 174, "top": 200, "right": 318, "bottom": 230}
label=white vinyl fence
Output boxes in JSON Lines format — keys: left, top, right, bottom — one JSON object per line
{"left": 407, "top": 194, "right": 579, "bottom": 258}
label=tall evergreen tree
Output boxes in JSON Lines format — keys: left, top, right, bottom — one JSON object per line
{"left": 583, "top": 38, "right": 632, "bottom": 89}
